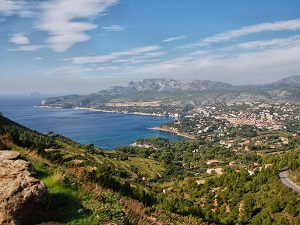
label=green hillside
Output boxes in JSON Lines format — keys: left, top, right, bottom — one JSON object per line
{"left": 1, "top": 114, "right": 300, "bottom": 224}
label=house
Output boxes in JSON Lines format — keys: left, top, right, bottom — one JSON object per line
{"left": 220, "top": 140, "right": 234, "bottom": 148}
{"left": 255, "top": 141, "right": 263, "bottom": 146}
{"left": 248, "top": 170, "right": 255, "bottom": 176}
{"left": 239, "top": 140, "right": 250, "bottom": 146}
{"left": 206, "top": 159, "right": 220, "bottom": 166}
{"left": 265, "top": 163, "right": 273, "bottom": 169}
{"left": 280, "top": 137, "right": 289, "bottom": 144}
{"left": 196, "top": 180, "right": 205, "bottom": 185}
{"left": 207, "top": 168, "right": 223, "bottom": 175}
{"left": 229, "top": 161, "right": 236, "bottom": 166}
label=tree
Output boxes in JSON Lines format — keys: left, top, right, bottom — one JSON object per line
{"left": 86, "top": 143, "right": 95, "bottom": 154}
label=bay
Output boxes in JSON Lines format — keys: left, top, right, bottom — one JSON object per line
{"left": 0, "top": 96, "right": 184, "bottom": 149}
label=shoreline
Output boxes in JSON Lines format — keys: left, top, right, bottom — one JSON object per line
{"left": 150, "top": 127, "right": 194, "bottom": 139}
{"left": 35, "top": 105, "right": 180, "bottom": 118}
{"left": 74, "top": 107, "right": 168, "bottom": 117}
{"left": 34, "top": 105, "right": 63, "bottom": 109}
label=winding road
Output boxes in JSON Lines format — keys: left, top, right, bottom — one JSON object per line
{"left": 278, "top": 169, "right": 300, "bottom": 194}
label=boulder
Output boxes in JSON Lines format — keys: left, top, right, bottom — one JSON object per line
{"left": 0, "top": 151, "right": 50, "bottom": 225}
{"left": 0, "top": 150, "right": 20, "bottom": 160}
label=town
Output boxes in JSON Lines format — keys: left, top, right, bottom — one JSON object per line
{"left": 160, "top": 102, "right": 299, "bottom": 147}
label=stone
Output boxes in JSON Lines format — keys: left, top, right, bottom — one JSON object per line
{"left": 0, "top": 150, "right": 20, "bottom": 160}
{"left": 0, "top": 151, "right": 50, "bottom": 225}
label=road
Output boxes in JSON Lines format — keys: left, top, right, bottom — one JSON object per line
{"left": 278, "top": 170, "right": 300, "bottom": 194}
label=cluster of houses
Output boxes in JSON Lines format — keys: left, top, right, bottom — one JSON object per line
{"left": 195, "top": 103, "right": 299, "bottom": 133}
{"left": 194, "top": 159, "right": 273, "bottom": 185}
{"left": 219, "top": 136, "right": 290, "bottom": 151}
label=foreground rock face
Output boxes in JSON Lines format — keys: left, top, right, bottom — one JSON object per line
{"left": 0, "top": 150, "right": 50, "bottom": 225}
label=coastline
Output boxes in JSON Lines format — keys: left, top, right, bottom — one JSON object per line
{"left": 36, "top": 105, "right": 179, "bottom": 118}
{"left": 74, "top": 107, "right": 168, "bottom": 117}
{"left": 150, "top": 127, "right": 194, "bottom": 139}
{"left": 34, "top": 105, "right": 63, "bottom": 109}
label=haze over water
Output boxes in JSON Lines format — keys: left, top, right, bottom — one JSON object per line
{"left": 0, "top": 96, "right": 184, "bottom": 149}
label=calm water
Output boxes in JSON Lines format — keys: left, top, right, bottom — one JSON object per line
{"left": 0, "top": 96, "right": 183, "bottom": 149}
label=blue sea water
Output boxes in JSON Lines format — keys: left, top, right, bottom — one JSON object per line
{"left": 0, "top": 96, "right": 183, "bottom": 149}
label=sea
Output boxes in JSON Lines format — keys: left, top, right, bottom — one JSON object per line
{"left": 0, "top": 96, "right": 184, "bottom": 149}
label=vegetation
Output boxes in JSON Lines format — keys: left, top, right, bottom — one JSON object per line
{"left": 1, "top": 111, "right": 300, "bottom": 224}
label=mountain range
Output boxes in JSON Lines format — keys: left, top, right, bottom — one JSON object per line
{"left": 41, "top": 75, "right": 300, "bottom": 115}
{"left": 97, "top": 79, "right": 233, "bottom": 95}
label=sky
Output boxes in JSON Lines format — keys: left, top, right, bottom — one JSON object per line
{"left": 1, "top": 0, "right": 300, "bottom": 96}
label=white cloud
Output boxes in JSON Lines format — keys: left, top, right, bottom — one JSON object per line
{"left": 203, "top": 18, "right": 300, "bottom": 44}
{"left": 37, "top": 0, "right": 119, "bottom": 52}
{"left": 131, "top": 40, "right": 300, "bottom": 84}
{"left": 53, "top": 64, "right": 95, "bottom": 74}
{"left": 119, "top": 45, "right": 161, "bottom": 55}
{"left": 10, "top": 33, "right": 29, "bottom": 45}
{"left": 162, "top": 35, "right": 187, "bottom": 42}
{"left": 102, "top": 25, "right": 125, "bottom": 31}
{"left": 189, "top": 50, "right": 209, "bottom": 56}
{"left": 8, "top": 45, "right": 42, "bottom": 51}
{"left": 229, "top": 35, "right": 300, "bottom": 50}
{"left": 73, "top": 54, "right": 117, "bottom": 64}
{"left": 142, "top": 51, "right": 165, "bottom": 58}
{"left": 0, "top": 0, "right": 37, "bottom": 17}
{"left": 71, "top": 45, "right": 161, "bottom": 64}
{"left": 0, "top": 0, "right": 22, "bottom": 15}
{"left": 182, "top": 18, "right": 300, "bottom": 48}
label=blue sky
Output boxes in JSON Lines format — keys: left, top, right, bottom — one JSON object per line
{"left": 1, "top": 0, "right": 300, "bottom": 95}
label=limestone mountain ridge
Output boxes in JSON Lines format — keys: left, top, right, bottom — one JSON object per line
{"left": 41, "top": 76, "right": 300, "bottom": 115}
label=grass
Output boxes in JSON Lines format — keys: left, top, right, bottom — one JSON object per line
{"left": 5, "top": 144, "right": 134, "bottom": 224}
{"left": 104, "top": 156, "right": 164, "bottom": 180}
{"left": 30, "top": 160, "right": 127, "bottom": 225}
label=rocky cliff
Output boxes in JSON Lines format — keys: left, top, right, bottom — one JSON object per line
{"left": 0, "top": 151, "right": 50, "bottom": 225}
{"left": 98, "top": 78, "right": 233, "bottom": 94}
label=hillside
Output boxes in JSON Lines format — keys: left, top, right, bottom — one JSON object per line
{"left": 1, "top": 113, "right": 300, "bottom": 224}
{"left": 0, "top": 115, "right": 206, "bottom": 224}
{"left": 41, "top": 76, "right": 300, "bottom": 117}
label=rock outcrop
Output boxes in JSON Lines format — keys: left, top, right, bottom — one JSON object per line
{"left": 0, "top": 150, "right": 50, "bottom": 225}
